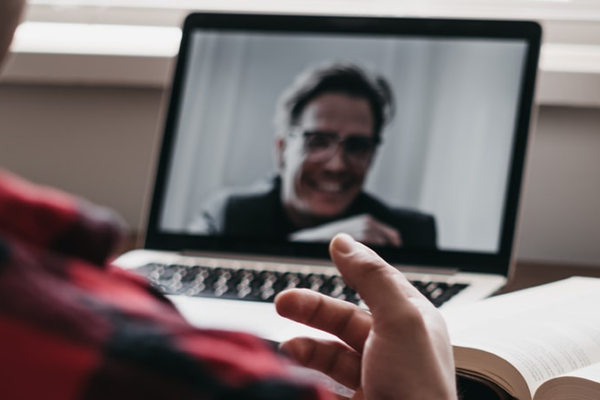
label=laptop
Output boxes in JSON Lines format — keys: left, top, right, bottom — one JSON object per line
{"left": 115, "top": 12, "right": 541, "bottom": 342}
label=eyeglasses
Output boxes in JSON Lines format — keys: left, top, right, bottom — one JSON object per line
{"left": 290, "top": 128, "right": 378, "bottom": 166}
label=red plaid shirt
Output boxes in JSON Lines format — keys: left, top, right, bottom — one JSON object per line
{"left": 0, "top": 169, "right": 330, "bottom": 400}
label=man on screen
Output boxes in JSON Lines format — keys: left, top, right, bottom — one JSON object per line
{"left": 189, "top": 62, "right": 437, "bottom": 249}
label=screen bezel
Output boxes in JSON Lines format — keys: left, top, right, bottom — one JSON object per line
{"left": 144, "top": 12, "right": 541, "bottom": 274}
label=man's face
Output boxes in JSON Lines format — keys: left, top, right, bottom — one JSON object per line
{"left": 278, "top": 92, "right": 376, "bottom": 226}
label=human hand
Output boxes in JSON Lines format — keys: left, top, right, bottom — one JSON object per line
{"left": 275, "top": 234, "right": 457, "bottom": 400}
{"left": 289, "top": 214, "right": 402, "bottom": 247}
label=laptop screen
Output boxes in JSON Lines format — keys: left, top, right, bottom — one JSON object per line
{"left": 146, "top": 13, "right": 541, "bottom": 274}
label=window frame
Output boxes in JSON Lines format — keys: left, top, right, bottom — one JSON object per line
{"left": 4, "top": 0, "right": 600, "bottom": 108}
{"left": 24, "top": 0, "right": 600, "bottom": 27}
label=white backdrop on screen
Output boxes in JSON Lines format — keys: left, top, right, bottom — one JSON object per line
{"left": 159, "top": 30, "right": 526, "bottom": 252}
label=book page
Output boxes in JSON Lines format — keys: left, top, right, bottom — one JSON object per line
{"left": 560, "top": 362, "right": 600, "bottom": 382}
{"left": 534, "top": 362, "right": 600, "bottom": 400}
{"left": 442, "top": 277, "right": 600, "bottom": 394}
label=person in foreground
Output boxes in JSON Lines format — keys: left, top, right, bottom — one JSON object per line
{"left": 0, "top": 2, "right": 456, "bottom": 399}
{"left": 0, "top": 168, "right": 456, "bottom": 399}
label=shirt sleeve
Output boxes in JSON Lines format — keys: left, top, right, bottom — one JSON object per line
{"left": 0, "top": 169, "right": 333, "bottom": 400}
{"left": 0, "top": 168, "right": 126, "bottom": 265}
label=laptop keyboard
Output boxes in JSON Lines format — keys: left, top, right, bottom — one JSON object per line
{"left": 133, "top": 263, "right": 468, "bottom": 308}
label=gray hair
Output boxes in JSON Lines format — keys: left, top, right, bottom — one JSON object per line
{"left": 274, "top": 62, "right": 395, "bottom": 143}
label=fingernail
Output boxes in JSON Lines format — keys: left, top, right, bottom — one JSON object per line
{"left": 333, "top": 233, "right": 355, "bottom": 255}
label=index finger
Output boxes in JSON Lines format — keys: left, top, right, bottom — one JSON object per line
{"left": 329, "top": 234, "right": 432, "bottom": 321}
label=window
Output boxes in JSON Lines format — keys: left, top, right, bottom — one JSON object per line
{"left": 24, "top": 0, "right": 600, "bottom": 45}
{"left": 26, "top": 0, "right": 600, "bottom": 25}
{"left": 8, "top": 0, "right": 600, "bottom": 107}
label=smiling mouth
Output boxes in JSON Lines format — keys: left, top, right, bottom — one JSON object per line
{"left": 309, "top": 180, "right": 352, "bottom": 194}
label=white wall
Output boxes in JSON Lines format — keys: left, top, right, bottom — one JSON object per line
{"left": 0, "top": 83, "right": 599, "bottom": 266}
{"left": 517, "top": 105, "right": 600, "bottom": 266}
{"left": 0, "top": 84, "right": 163, "bottom": 231}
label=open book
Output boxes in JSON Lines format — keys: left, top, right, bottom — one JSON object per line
{"left": 441, "top": 277, "right": 600, "bottom": 400}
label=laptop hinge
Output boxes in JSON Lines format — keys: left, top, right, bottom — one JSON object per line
{"left": 393, "top": 264, "right": 459, "bottom": 277}
{"left": 181, "top": 250, "right": 459, "bottom": 276}
{"left": 181, "top": 250, "right": 335, "bottom": 267}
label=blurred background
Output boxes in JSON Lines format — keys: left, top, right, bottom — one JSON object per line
{"left": 1, "top": 0, "right": 600, "bottom": 267}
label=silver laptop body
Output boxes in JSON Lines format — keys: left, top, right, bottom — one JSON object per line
{"left": 116, "top": 12, "right": 541, "bottom": 342}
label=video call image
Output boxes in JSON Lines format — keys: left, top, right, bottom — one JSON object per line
{"left": 159, "top": 29, "right": 528, "bottom": 253}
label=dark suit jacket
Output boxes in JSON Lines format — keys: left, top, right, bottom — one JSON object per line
{"left": 189, "top": 176, "right": 437, "bottom": 249}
